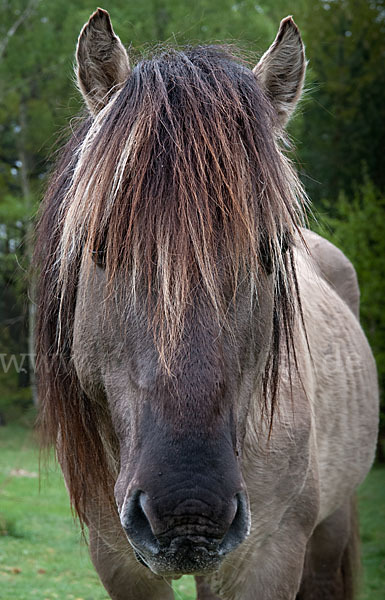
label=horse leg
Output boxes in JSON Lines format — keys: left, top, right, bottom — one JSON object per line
{"left": 210, "top": 524, "right": 310, "bottom": 600}
{"left": 297, "top": 498, "right": 359, "bottom": 600}
{"left": 195, "top": 576, "right": 222, "bottom": 599}
{"left": 88, "top": 517, "right": 174, "bottom": 600}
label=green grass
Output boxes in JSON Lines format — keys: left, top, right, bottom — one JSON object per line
{"left": 0, "top": 425, "right": 384, "bottom": 599}
{"left": 357, "top": 465, "right": 385, "bottom": 599}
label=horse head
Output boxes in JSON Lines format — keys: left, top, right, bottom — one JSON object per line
{"left": 40, "top": 9, "right": 306, "bottom": 578}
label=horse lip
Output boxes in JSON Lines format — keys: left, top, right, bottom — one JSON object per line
{"left": 134, "top": 548, "right": 222, "bottom": 577}
{"left": 129, "top": 533, "right": 223, "bottom": 575}
{"left": 127, "top": 535, "right": 161, "bottom": 558}
{"left": 133, "top": 547, "right": 151, "bottom": 569}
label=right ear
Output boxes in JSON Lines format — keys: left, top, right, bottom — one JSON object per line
{"left": 253, "top": 16, "right": 306, "bottom": 127}
{"left": 76, "top": 8, "right": 130, "bottom": 115}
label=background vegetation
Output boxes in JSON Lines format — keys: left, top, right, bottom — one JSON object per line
{"left": 0, "top": 0, "right": 384, "bottom": 597}
{"left": 1, "top": 0, "right": 384, "bottom": 439}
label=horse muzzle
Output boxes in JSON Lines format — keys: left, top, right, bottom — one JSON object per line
{"left": 120, "top": 489, "right": 250, "bottom": 576}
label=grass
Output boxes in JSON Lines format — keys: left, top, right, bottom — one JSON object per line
{"left": 0, "top": 425, "right": 384, "bottom": 600}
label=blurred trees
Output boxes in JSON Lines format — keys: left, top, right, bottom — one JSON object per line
{"left": 299, "top": 0, "right": 385, "bottom": 454}
{"left": 0, "top": 0, "right": 87, "bottom": 420}
{"left": 0, "top": 0, "right": 384, "bottom": 437}
{"left": 299, "top": 0, "right": 385, "bottom": 202}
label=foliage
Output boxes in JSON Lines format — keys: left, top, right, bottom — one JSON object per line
{"left": 0, "top": 0, "right": 383, "bottom": 437}
{"left": 299, "top": 0, "right": 385, "bottom": 203}
{"left": 0, "top": 195, "right": 30, "bottom": 424}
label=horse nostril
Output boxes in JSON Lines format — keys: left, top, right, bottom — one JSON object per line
{"left": 121, "top": 489, "right": 250, "bottom": 564}
{"left": 121, "top": 490, "right": 160, "bottom": 556}
{"left": 219, "top": 491, "right": 250, "bottom": 556}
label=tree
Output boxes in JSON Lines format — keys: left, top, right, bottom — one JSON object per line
{"left": 0, "top": 0, "right": 86, "bottom": 410}
{"left": 299, "top": 0, "right": 385, "bottom": 204}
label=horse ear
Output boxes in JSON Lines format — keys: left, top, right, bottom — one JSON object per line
{"left": 76, "top": 8, "right": 130, "bottom": 115}
{"left": 253, "top": 16, "right": 306, "bottom": 127}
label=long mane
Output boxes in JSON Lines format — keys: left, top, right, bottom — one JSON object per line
{"left": 35, "top": 46, "right": 306, "bottom": 521}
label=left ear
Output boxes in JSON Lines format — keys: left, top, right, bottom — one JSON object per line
{"left": 76, "top": 8, "right": 130, "bottom": 115}
{"left": 253, "top": 16, "right": 306, "bottom": 127}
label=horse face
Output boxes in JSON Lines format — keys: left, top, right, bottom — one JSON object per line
{"left": 73, "top": 260, "right": 274, "bottom": 575}
{"left": 68, "top": 7, "right": 306, "bottom": 579}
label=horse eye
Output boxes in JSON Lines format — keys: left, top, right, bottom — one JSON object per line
{"left": 280, "top": 231, "right": 290, "bottom": 255}
{"left": 91, "top": 241, "right": 106, "bottom": 268}
{"left": 259, "top": 231, "right": 290, "bottom": 274}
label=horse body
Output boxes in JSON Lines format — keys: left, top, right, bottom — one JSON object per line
{"left": 35, "top": 9, "right": 378, "bottom": 600}
{"left": 204, "top": 232, "right": 378, "bottom": 599}
{"left": 70, "top": 230, "right": 378, "bottom": 600}
{"left": 299, "top": 242, "right": 377, "bottom": 519}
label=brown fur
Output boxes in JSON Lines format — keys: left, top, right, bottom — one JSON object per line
{"left": 296, "top": 497, "right": 360, "bottom": 599}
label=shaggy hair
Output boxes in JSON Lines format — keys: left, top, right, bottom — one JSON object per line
{"left": 35, "top": 46, "right": 306, "bottom": 521}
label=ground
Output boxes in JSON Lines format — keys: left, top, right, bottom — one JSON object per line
{"left": 0, "top": 425, "right": 384, "bottom": 600}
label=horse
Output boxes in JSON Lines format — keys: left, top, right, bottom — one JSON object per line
{"left": 35, "top": 9, "right": 378, "bottom": 600}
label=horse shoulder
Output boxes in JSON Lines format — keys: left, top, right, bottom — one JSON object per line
{"left": 294, "top": 236, "right": 378, "bottom": 521}
{"left": 301, "top": 228, "right": 360, "bottom": 319}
